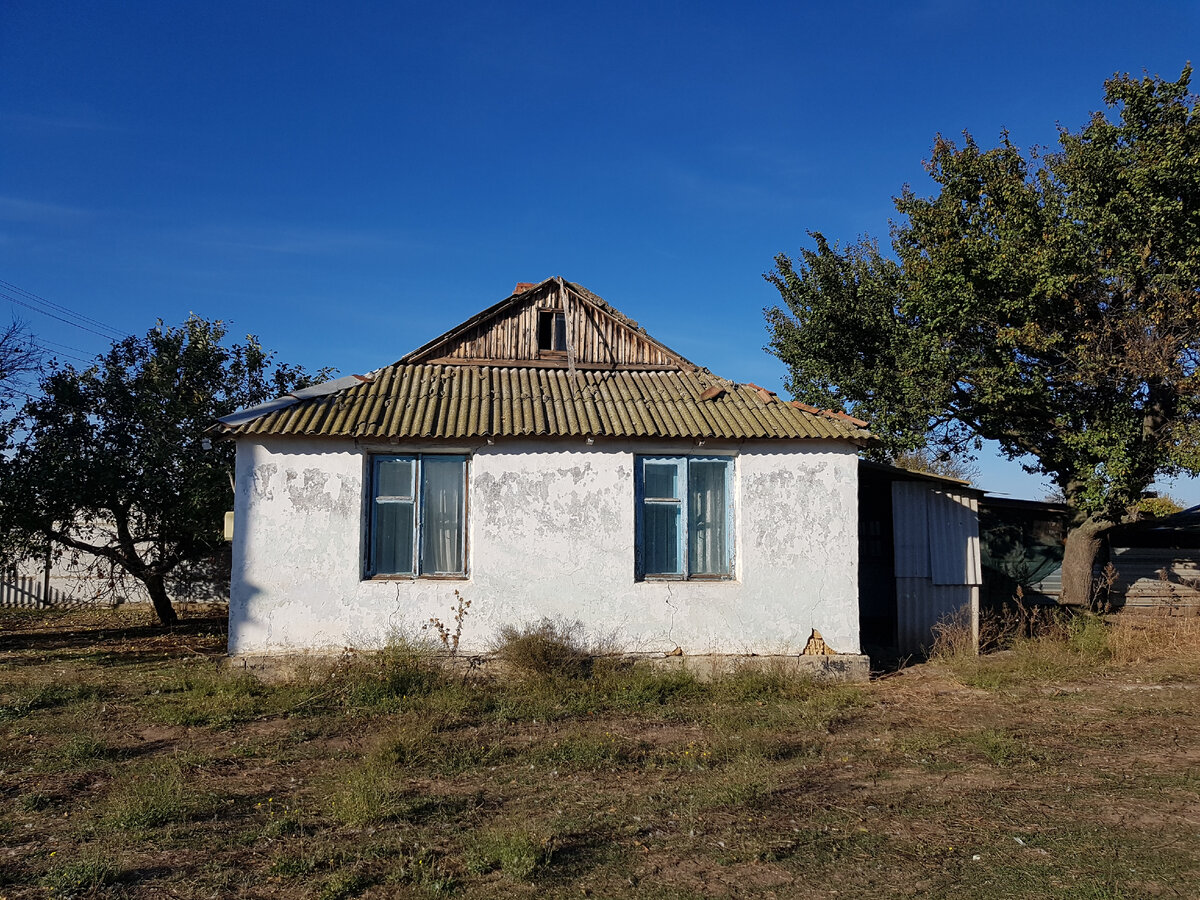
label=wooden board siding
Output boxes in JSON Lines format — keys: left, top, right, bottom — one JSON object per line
{"left": 1111, "top": 547, "right": 1200, "bottom": 610}
{"left": 412, "top": 283, "right": 680, "bottom": 369}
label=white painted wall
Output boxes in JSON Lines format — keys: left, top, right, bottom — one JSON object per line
{"left": 228, "top": 437, "right": 860, "bottom": 656}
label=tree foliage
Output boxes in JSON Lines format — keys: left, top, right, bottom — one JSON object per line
{"left": 0, "top": 316, "right": 330, "bottom": 624}
{"left": 766, "top": 67, "right": 1200, "bottom": 605}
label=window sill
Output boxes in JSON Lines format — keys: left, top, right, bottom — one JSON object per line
{"left": 365, "top": 574, "right": 470, "bottom": 582}
{"left": 640, "top": 575, "right": 735, "bottom": 583}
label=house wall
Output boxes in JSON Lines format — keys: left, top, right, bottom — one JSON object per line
{"left": 228, "top": 436, "right": 861, "bottom": 657}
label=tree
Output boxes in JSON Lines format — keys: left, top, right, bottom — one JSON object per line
{"left": 0, "top": 316, "right": 330, "bottom": 625}
{"left": 766, "top": 67, "right": 1200, "bottom": 607}
{"left": 0, "top": 319, "right": 42, "bottom": 406}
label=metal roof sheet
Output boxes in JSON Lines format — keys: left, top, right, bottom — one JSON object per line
{"left": 215, "top": 364, "right": 870, "bottom": 443}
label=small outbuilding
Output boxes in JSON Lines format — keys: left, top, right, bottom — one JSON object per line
{"left": 214, "top": 278, "right": 873, "bottom": 675}
{"left": 858, "top": 462, "right": 983, "bottom": 657}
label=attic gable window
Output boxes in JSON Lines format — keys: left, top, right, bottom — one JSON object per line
{"left": 537, "top": 309, "right": 567, "bottom": 354}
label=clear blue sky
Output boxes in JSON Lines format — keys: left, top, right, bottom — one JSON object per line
{"left": 2, "top": 1, "right": 1197, "bottom": 504}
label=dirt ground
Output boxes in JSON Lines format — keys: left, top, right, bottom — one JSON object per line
{"left": 2, "top": 604, "right": 1199, "bottom": 899}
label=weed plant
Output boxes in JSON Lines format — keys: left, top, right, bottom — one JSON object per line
{"left": 464, "top": 829, "right": 550, "bottom": 880}
{"left": 41, "top": 852, "right": 120, "bottom": 899}
{"left": 494, "top": 618, "right": 594, "bottom": 679}
{"left": 105, "top": 759, "right": 207, "bottom": 830}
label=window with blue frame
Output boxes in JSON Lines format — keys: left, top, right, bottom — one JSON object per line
{"left": 368, "top": 455, "right": 467, "bottom": 577}
{"left": 636, "top": 456, "right": 734, "bottom": 579}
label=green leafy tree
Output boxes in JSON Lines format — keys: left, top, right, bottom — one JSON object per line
{"left": 766, "top": 67, "right": 1200, "bottom": 607}
{"left": 0, "top": 316, "right": 331, "bottom": 625}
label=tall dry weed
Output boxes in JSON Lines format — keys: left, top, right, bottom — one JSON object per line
{"left": 1106, "top": 614, "right": 1200, "bottom": 666}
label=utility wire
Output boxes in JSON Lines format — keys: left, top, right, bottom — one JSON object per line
{"left": 39, "top": 337, "right": 94, "bottom": 357}
{"left": 37, "top": 344, "right": 93, "bottom": 365}
{"left": 0, "top": 278, "right": 129, "bottom": 340}
{"left": 0, "top": 288, "right": 126, "bottom": 341}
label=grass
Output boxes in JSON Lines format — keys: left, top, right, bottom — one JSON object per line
{"left": 3, "top": 603, "right": 1200, "bottom": 897}
{"left": 105, "top": 758, "right": 211, "bottom": 830}
{"left": 41, "top": 852, "right": 121, "bottom": 899}
{"left": 465, "top": 829, "right": 552, "bottom": 880}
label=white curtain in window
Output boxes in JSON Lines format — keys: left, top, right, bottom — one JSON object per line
{"left": 420, "top": 457, "right": 464, "bottom": 574}
{"left": 689, "top": 460, "right": 728, "bottom": 575}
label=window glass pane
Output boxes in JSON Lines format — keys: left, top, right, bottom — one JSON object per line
{"left": 553, "top": 312, "right": 567, "bottom": 350}
{"left": 420, "top": 457, "right": 465, "bottom": 574}
{"left": 689, "top": 460, "right": 729, "bottom": 575}
{"left": 644, "top": 502, "right": 681, "bottom": 575}
{"left": 374, "top": 500, "right": 414, "bottom": 574}
{"left": 643, "top": 462, "right": 679, "bottom": 500}
{"left": 376, "top": 457, "right": 414, "bottom": 498}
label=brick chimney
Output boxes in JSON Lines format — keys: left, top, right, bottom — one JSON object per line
{"left": 513, "top": 282, "right": 536, "bottom": 294}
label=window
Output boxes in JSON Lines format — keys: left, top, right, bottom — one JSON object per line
{"left": 368, "top": 455, "right": 467, "bottom": 577}
{"left": 537, "top": 309, "right": 567, "bottom": 353}
{"left": 636, "top": 456, "right": 733, "bottom": 579}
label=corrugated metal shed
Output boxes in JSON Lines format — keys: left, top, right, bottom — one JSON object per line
{"left": 215, "top": 364, "right": 869, "bottom": 442}
{"left": 891, "top": 481, "right": 982, "bottom": 655}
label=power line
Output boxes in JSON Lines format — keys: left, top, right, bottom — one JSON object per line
{"left": 0, "top": 278, "right": 129, "bottom": 341}
{"left": 34, "top": 336, "right": 97, "bottom": 363}
{"left": 0, "top": 287, "right": 126, "bottom": 341}
{"left": 39, "top": 337, "right": 94, "bottom": 356}
{"left": 37, "top": 344, "right": 93, "bottom": 365}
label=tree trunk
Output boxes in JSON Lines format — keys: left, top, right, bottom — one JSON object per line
{"left": 143, "top": 572, "right": 179, "bottom": 626}
{"left": 1059, "top": 519, "right": 1109, "bottom": 609}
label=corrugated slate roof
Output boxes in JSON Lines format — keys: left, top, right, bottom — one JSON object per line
{"left": 216, "top": 364, "right": 870, "bottom": 443}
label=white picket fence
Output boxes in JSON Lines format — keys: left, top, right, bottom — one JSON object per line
{"left": 0, "top": 573, "right": 73, "bottom": 609}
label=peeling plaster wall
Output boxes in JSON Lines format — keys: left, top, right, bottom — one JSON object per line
{"left": 228, "top": 437, "right": 860, "bottom": 656}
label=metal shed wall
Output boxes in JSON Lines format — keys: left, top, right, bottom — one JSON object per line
{"left": 892, "top": 482, "right": 982, "bottom": 654}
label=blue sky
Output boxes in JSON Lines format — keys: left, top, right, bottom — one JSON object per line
{"left": 2, "top": 1, "right": 1198, "bottom": 504}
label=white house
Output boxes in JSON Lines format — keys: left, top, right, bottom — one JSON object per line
{"left": 214, "top": 278, "right": 872, "bottom": 674}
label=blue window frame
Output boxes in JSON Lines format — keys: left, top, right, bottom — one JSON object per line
{"left": 636, "top": 455, "right": 734, "bottom": 580}
{"left": 368, "top": 455, "right": 467, "bottom": 577}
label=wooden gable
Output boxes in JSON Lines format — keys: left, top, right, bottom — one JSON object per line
{"left": 400, "top": 278, "right": 688, "bottom": 370}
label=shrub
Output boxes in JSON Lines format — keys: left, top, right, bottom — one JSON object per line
{"left": 327, "top": 758, "right": 410, "bottom": 827}
{"left": 59, "top": 734, "right": 113, "bottom": 766}
{"left": 495, "top": 619, "right": 593, "bottom": 679}
{"left": 1068, "top": 613, "right": 1112, "bottom": 659}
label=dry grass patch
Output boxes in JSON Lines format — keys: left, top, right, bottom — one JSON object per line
{"left": 4, "top": 604, "right": 1200, "bottom": 898}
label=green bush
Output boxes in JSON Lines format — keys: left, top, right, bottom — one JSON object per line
{"left": 327, "top": 758, "right": 410, "bottom": 827}
{"left": 336, "top": 642, "right": 444, "bottom": 710}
